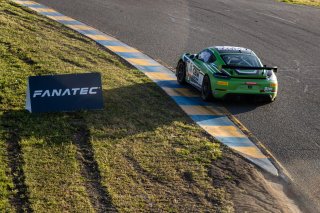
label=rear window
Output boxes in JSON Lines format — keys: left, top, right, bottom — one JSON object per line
{"left": 221, "top": 54, "right": 262, "bottom": 67}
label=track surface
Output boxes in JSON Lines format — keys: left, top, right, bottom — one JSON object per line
{"left": 34, "top": 0, "right": 320, "bottom": 210}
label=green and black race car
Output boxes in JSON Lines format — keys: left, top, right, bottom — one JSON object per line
{"left": 176, "top": 46, "right": 278, "bottom": 102}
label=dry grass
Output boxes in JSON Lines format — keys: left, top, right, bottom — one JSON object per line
{"left": 281, "top": 0, "right": 320, "bottom": 6}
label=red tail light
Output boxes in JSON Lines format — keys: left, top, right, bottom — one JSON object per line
{"left": 245, "top": 82, "right": 257, "bottom": 85}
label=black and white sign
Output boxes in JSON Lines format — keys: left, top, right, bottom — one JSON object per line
{"left": 26, "top": 73, "right": 104, "bottom": 113}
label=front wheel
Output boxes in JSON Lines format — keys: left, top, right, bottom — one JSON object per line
{"left": 201, "top": 75, "right": 213, "bottom": 101}
{"left": 176, "top": 60, "right": 186, "bottom": 85}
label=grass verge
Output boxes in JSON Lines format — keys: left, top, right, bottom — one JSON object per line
{"left": 0, "top": 0, "right": 233, "bottom": 212}
{"left": 0, "top": 120, "right": 14, "bottom": 212}
{"left": 280, "top": 0, "right": 320, "bottom": 6}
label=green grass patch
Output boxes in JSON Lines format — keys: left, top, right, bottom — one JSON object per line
{"left": 0, "top": 125, "right": 14, "bottom": 212}
{"left": 0, "top": 0, "right": 233, "bottom": 212}
{"left": 280, "top": 0, "right": 320, "bottom": 6}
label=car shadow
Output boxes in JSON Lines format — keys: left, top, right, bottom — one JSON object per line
{"left": 221, "top": 95, "right": 272, "bottom": 115}
{"left": 177, "top": 82, "right": 271, "bottom": 116}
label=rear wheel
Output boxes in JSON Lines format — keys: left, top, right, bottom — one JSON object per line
{"left": 201, "top": 75, "right": 213, "bottom": 101}
{"left": 176, "top": 60, "right": 186, "bottom": 85}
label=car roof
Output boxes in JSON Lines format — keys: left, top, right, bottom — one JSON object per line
{"left": 210, "top": 46, "right": 254, "bottom": 54}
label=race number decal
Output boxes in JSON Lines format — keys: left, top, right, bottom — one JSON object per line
{"left": 190, "top": 66, "right": 204, "bottom": 87}
{"left": 192, "top": 66, "right": 200, "bottom": 78}
{"left": 198, "top": 74, "right": 204, "bottom": 86}
{"left": 190, "top": 66, "right": 199, "bottom": 85}
{"left": 186, "top": 60, "right": 193, "bottom": 79}
{"left": 185, "top": 59, "right": 204, "bottom": 88}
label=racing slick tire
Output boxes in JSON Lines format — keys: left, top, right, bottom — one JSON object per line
{"left": 201, "top": 75, "right": 213, "bottom": 101}
{"left": 176, "top": 60, "right": 186, "bottom": 85}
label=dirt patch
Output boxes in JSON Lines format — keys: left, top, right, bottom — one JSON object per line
{"left": 210, "top": 147, "right": 301, "bottom": 212}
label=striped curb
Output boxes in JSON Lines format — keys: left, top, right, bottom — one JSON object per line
{"left": 13, "top": 0, "right": 278, "bottom": 176}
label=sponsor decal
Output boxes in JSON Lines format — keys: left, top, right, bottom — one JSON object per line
{"left": 215, "top": 46, "right": 247, "bottom": 52}
{"left": 32, "top": 87, "right": 99, "bottom": 98}
{"left": 264, "top": 87, "right": 273, "bottom": 92}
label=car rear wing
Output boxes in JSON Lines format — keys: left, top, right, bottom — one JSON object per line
{"left": 222, "top": 65, "right": 278, "bottom": 72}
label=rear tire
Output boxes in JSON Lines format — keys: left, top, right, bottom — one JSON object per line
{"left": 201, "top": 75, "right": 213, "bottom": 101}
{"left": 176, "top": 60, "right": 186, "bottom": 85}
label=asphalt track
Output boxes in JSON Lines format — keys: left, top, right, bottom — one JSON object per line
{"left": 32, "top": 0, "right": 320, "bottom": 211}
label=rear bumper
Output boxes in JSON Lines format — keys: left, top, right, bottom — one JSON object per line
{"left": 213, "top": 90, "right": 277, "bottom": 100}
{"left": 211, "top": 78, "right": 278, "bottom": 100}
{"left": 223, "top": 93, "right": 276, "bottom": 102}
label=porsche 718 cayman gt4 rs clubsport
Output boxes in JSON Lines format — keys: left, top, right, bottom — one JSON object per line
{"left": 176, "top": 46, "right": 278, "bottom": 102}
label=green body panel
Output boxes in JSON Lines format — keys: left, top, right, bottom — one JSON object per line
{"left": 210, "top": 77, "right": 277, "bottom": 99}
{"left": 180, "top": 46, "right": 278, "bottom": 100}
